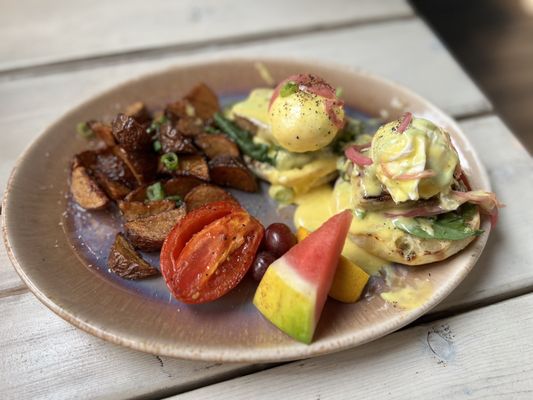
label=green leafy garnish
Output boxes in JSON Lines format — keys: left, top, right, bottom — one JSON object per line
{"left": 146, "top": 182, "right": 165, "bottom": 201}
{"left": 335, "top": 87, "right": 343, "bottom": 97}
{"left": 161, "top": 152, "right": 179, "bottom": 170}
{"left": 76, "top": 122, "right": 94, "bottom": 139}
{"left": 279, "top": 81, "right": 299, "bottom": 97}
{"left": 153, "top": 140, "right": 162, "bottom": 152}
{"left": 146, "top": 115, "right": 168, "bottom": 135}
{"left": 213, "top": 113, "right": 275, "bottom": 165}
{"left": 393, "top": 205, "right": 483, "bottom": 241}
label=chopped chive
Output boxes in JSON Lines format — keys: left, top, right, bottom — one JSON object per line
{"left": 335, "top": 87, "right": 343, "bottom": 97}
{"left": 153, "top": 140, "right": 162, "bottom": 152}
{"left": 161, "top": 152, "right": 179, "bottom": 170}
{"left": 76, "top": 122, "right": 94, "bottom": 139}
{"left": 146, "top": 182, "right": 165, "bottom": 201}
{"left": 280, "top": 81, "right": 298, "bottom": 97}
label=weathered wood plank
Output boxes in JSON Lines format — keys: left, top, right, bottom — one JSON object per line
{"left": 0, "top": 0, "right": 412, "bottom": 72}
{"left": 432, "top": 116, "right": 533, "bottom": 313}
{"left": 170, "top": 293, "right": 533, "bottom": 400}
{"left": 0, "top": 19, "right": 490, "bottom": 196}
{"left": 0, "top": 292, "right": 265, "bottom": 400}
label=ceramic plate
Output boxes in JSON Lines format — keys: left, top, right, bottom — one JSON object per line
{"left": 2, "top": 58, "right": 490, "bottom": 362}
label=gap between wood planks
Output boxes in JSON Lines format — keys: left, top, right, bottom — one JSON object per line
{"left": 130, "top": 291, "right": 533, "bottom": 400}
{"left": 0, "top": 14, "right": 414, "bottom": 83}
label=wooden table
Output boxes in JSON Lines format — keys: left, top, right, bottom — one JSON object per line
{"left": 1, "top": 1, "right": 532, "bottom": 398}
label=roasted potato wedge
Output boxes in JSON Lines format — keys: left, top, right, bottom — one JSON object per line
{"left": 124, "top": 101, "right": 150, "bottom": 124}
{"left": 208, "top": 155, "right": 258, "bottom": 192}
{"left": 125, "top": 207, "right": 186, "bottom": 251}
{"left": 184, "top": 184, "right": 237, "bottom": 211}
{"left": 159, "top": 123, "right": 197, "bottom": 154}
{"left": 124, "top": 176, "right": 204, "bottom": 202}
{"left": 108, "top": 233, "right": 159, "bottom": 279}
{"left": 112, "top": 146, "right": 157, "bottom": 186}
{"left": 184, "top": 83, "right": 220, "bottom": 120}
{"left": 165, "top": 99, "right": 191, "bottom": 121}
{"left": 177, "top": 116, "right": 204, "bottom": 137}
{"left": 194, "top": 133, "right": 239, "bottom": 159}
{"left": 93, "top": 171, "right": 132, "bottom": 200}
{"left": 112, "top": 113, "right": 152, "bottom": 152}
{"left": 159, "top": 154, "right": 209, "bottom": 181}
{"left": 87, "top": 121, "right": 116, "bottom": 147}
{"left": 74, "top": 149, "right": 135, "bottom": 200}
{"left": 70, "top": 166, "right": 109, "bottom": 210}
{"left": 118, "top": 199, "right": 176, "bottom": 222}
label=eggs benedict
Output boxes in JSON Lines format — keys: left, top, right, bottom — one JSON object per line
{"left": 229, "top": 74, "right": 348, "bottom": 202}
{"left": 341, "top": 112, "right": 502, "bottom": 265}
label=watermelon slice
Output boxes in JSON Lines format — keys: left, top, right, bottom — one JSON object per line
{"left": 253, "top": 210, "right": 353, "bottom": 343}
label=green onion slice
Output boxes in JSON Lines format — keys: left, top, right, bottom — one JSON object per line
{"left": 146, "top": 182, "right": 165, "bottom": 201}
{"left": 161, "top": 152, "right": 179, "bottom": 170}
{"left": 280, "top": 81, "right": 299, "bottom": 97}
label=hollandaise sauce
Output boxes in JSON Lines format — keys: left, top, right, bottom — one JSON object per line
{"left": 293, "top": 184, "right": 389, "bottom": 277}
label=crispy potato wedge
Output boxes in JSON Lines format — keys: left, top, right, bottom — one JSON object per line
{"left": 184, "top": 83, "right": 220, "bottom": 120}
{"left": 159, "top": 123, "right": 197, "bottom": 154}
{"left": 112, "top": 146, "right": 157, "bottom": 186}
{"left": 118, "top": 199, "right": 176, "bottom": 222}
{"left": 163, "top": 176, "right": 204, "bottom": 198}
{"left": 184, "top": 184, "right": 237, "bottom": 211}
{"left": 177, "top": 116, "right": 204, "bottom": 137}
{"left": 159, "top": 154, "right": 209, "bottom": 181}
{"left": 70, "top": 166, "right": 109, "bottom": 210}
{"left": 125, "top": 207, "right": 186, "bottom": 251}
{"left": 165, "top": 99, "right": 191, "bottom": 121}
{"left": 74, "top": 149, "right": 135, "bottom": 200}
{"left": 124, "top": 101, "right": 150, "bottom": 124}
{"left": 208, "top": 155, "right": 258, "bottom": 192}
{"left": 194, "top": 133, "right": 239, "bottom": 159}
{"left": 124, "top": 176, "right": 204, "bottom": 202}
{"left": 87, "top": 121, "right": 116, "bottom": 146}
{"left": 108, "top": 233, "right": 159, "bottom": 279}
{"left": 112, "top": 113, "right": 152, "bottom": 153}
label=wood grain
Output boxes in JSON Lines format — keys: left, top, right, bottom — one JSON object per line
{"left": 432, "top": 116, "right": 533, "bottom": 313}
{"left": 170, "top": 292, "right": 533, "bottom": 400}
{"left": 0, "top": 0, "right": 412, "bottom": 72}
{"left": 0, "top": 292, "right": 266, "bottom": 400}
{"left": 0, "top": 19, "right": 490, "bottom": 196}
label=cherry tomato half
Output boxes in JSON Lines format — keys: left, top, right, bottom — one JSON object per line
{"left": 160, "top": 201, "right": 264, "bottom": 304}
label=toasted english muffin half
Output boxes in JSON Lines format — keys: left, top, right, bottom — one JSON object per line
{"left": 349, "top": 211, "right": 480, "bottom": 266}
{"left": 347, "top": 174, "right": 481, "bottom": 266}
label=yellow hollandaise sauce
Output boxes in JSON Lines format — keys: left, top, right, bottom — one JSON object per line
{"left": 293, "top": 184, "right": 389, "bottom": 276}
{"left": 379, "top": 264, "right": 433, "bottom": 310}
{"left": 293, "top": 182, "right": 434, "bottom": 310}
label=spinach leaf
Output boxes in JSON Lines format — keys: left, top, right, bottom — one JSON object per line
{"left": 393, "top": 205, "right": 483, "bottom": 241}
{"left": 213, "top": 113, "right": 276, "bottom": 165}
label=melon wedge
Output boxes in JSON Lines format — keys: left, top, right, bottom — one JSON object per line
{"left": 253, "top": 210, "right": 352, "bottom": 343}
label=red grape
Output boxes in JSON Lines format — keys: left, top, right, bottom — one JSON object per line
{"left": 263, "top": 223, "right": 297, "bottom": 257}
{"left": 251, "top": 251, "right": 277, "bottom": 282}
